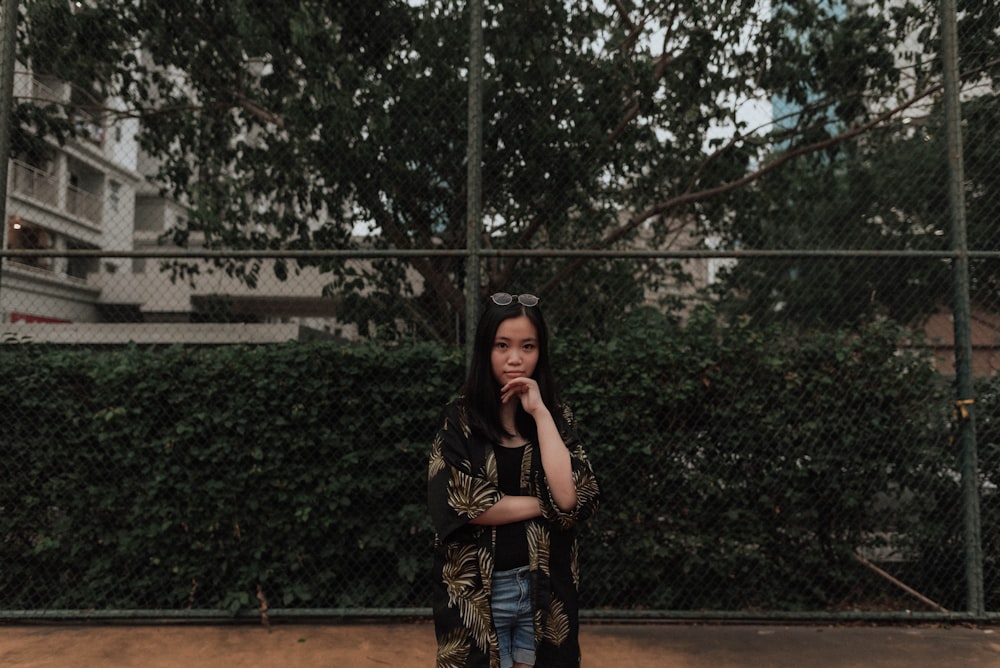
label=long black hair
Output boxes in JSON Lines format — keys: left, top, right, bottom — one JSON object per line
{"left": 461, "top": 298, "right": 560, "bottom": 445}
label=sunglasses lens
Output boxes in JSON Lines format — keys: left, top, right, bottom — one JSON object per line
{"left": 517, "top": 294, "right": 539, "bottom": 307}
{"left": 491, "top": 293, "right": 514, "bottom": 306}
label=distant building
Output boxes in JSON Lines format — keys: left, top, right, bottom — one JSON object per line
{"left": 1, "top": 67, "right": 355, "bottom": 344}
{"left": 3, "top": 72, "right": 140, "bottom": 324}
{"left": 922, "top": 307, "right": 1000, "bottom": 378}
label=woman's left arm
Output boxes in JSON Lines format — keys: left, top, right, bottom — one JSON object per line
{"left": 501, "top": 378, "right": 576, "bottom": 510}
{"left": 532, "top": 408, "right": 578, "bottom": 511}
{"left": 502, "top": 380, "right": 601, "bottom": 528}
{"left": 538, "top": 404, "right": 601, "bottom": 530}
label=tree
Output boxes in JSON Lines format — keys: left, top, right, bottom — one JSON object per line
{"left": 710, "top": 80, "right": 1000, "bottom": 330}
{"left": 14, "top": 0, "right": 999, "bottom": 341}
{"left": 705, "top": 125, "right": 951, "bottom": 329}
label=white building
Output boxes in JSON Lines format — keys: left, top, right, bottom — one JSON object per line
{"left": 3, "top": 71, "right": 140, "bottom": 325}
{"left": 1, "top": 69, "right": 355, "bottom": 344}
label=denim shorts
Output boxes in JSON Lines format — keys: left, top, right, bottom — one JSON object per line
{"left": 491, "top": 566, "right": 535, "bottom": 668}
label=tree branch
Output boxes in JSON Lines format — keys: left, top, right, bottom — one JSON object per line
{"left": 683, "top": 95, "right": 836, "bottom": 196}
{"left": 373, "top": 200, "right": 465, "bottom": 315}
{"left": 613, "top": 0, "right": 642, "bottom": 53}
{"left": 227, "top": 88, "right": 284, "bottom": 129}
{"left": 16, "top": 76, "right": 284, "bottom": 129}
{"left": 489, "top": 211, "right": 548, "bottom": 291}
{"left": 606, "top": 3, "right": 678, "bottom": 145}
{"left": 539, "top": 66, "right": 989, "bottom": 296}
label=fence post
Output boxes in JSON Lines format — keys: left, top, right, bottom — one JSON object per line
{"left": 0, "top": 0, "right": 19, "bottom": 312}
{"left": 464, "top": 0, "right": 484, "bottom": 369}
{"left": 940, "top": 0, "right": 984, "bottom": 617}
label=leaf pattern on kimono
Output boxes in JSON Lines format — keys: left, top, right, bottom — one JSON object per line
{"left": 571, "top": 539, "right": 580, "bottom": 589}
{"left": 428, "top": 433, "right": 445, "bottom": 481}
{"left": 484, "top": 448, "right": 498, "bottom": 486}
{"left": 561, "top": 403, "right": 576, "bottom": 427}
{"left": 442, "top": 544, "right": 479, "bottom": 607}
{"left": 519, "top": 443, "right": 533, "bottom": 490}
{"left": 534, "top": 607, "right": 545, "bottom": 646}
{"left": 457, "top": 589, "right": 495, "bottom": 656}
{"left": 478, "top": 547, "right": 494, "bottom": 595}
{"left": 527, "top": 521, "right": 550, "bottom": 575}
{"left": 436, "top": 628, "right": 471, "bottom": 668}
{"left": 574, "top": 467, "right": 600, "bottom": 508}
{"left": 448, "top": 467, "right": 497, "bottom": 519}
{"left": 543, "top": 596, "right": 570, "bottom": 647}
{"left": 456, "top": 402, "right": 472, "bottom": 438}
{"left": 489, "top": 637, "right": 501, "bottom": 668}
{"left": 442, "top": 544, "right": 495, "bottom": 655}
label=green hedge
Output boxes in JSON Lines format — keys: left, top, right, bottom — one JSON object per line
{"left": 1, "top": 342, "right": 462, "bottom": 612}
{"left": 0, "top": 310, "right": 979, "bottom": 613}
{"left": 557, "top": 308, "right": 954, "bottom": 610}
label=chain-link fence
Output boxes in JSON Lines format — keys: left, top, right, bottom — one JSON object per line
{"left": 2, "top": 0, "right": 1000, "bottom": 621}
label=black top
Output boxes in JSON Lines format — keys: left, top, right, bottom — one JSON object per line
{"left": 493, "top": 443, "right": 529, "bottom": 571}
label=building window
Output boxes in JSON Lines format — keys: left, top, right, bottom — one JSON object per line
{"left": 65, "top": 160, "right": 103, "bottom": 225}
{"left": 6, "top": 216, "right": 53, "bottom": 271}
{"left": 66, "top": 240, "right": 99, "bottom": 280}
{"left": 109, "top": 180, "right": 121, "bottom": 213}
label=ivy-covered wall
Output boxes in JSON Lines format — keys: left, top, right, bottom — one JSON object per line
{"left": 2, "top": 309, "right": 992, "bottom": 614}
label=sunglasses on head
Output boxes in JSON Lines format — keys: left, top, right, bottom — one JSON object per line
{"left": 490, "top": 293, "right": 539, "bottom": 307}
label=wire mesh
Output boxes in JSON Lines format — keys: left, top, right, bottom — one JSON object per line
{"left": 2, "top": 0, "right": 1000, "bottom": 621}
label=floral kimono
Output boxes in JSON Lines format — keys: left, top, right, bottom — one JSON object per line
{"left": 428, "top": 398, "right": 601, "bottom": 668}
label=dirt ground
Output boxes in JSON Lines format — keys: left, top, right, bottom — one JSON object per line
{"left": 2, "top": 620, "right": 1000, "bottom": 667}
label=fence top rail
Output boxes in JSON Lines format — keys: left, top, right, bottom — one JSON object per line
{"left": 2, "top": 248, "right": 998, "bottom": 260}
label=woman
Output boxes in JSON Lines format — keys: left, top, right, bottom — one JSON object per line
{"left": 428, "top": 292, "right": 601, "bottom": 668}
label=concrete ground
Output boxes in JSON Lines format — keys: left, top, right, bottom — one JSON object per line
{"left": 1, "top": 620, "right": 999, "bottom": 667}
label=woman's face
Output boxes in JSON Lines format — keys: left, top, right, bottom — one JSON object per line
{"left": 490, "top": 315, "right": 539, "bottom": 386}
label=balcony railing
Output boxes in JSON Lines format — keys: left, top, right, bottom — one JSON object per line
{"left": 66, "top": 184, "right": 102, "bottom": 225}
{"left": 11, "top": 160, "right": 59, "bottom": 208}
{"left": 31, "top": 76, "right": 62, "bottom": 104}
{"left": 10, "top": 160, "right": 103, "bottom": 227}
